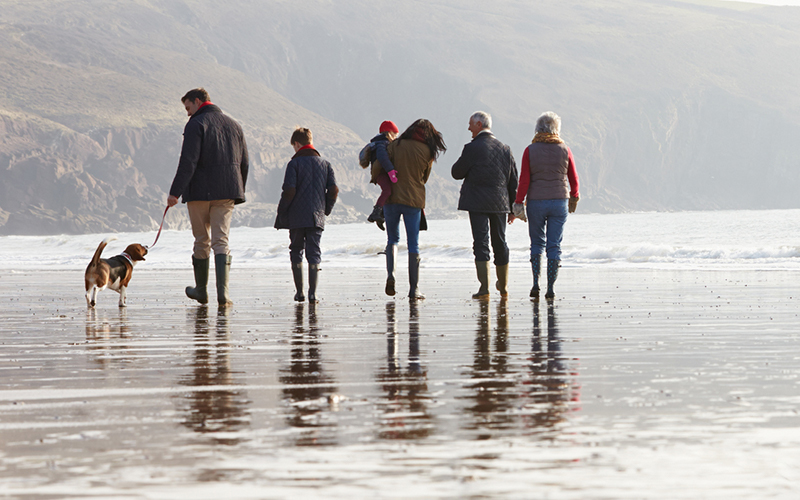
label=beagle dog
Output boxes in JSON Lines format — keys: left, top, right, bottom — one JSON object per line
{"left": 85, "top": 237, "right": 148, "bottom": 308}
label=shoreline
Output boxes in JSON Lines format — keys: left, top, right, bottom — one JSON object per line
{"left": 0, "top": 267, "right": 798, "bottom": 498}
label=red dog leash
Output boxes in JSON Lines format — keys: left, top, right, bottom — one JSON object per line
{"left": 147, "top": 206, "right": 169, "bottom": 249}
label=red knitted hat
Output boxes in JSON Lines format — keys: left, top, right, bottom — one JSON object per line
{"left": 379, "top": 120, "right": 399, "bottom": 134}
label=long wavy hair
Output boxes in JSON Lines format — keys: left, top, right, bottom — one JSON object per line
{"left": 399, "top": 119, "right": 447, "bottom": 161}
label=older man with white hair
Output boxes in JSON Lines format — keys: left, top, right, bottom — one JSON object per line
{"left": 452, "top": 111, "right": 518, "bottom": 299}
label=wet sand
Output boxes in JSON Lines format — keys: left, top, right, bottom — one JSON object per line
{"left": 0, "top": 266, "right": 799, "bottom": 498}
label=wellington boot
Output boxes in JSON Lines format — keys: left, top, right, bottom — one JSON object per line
{"left": 369, "top": 204, "right": 386, "bottom": 231}
{"left": 292, "top": 262, "right": 305, "bottom": 302}
{"left": 530, "top": 255, "right": 541, "bottom": 299}
{"left": 472, "top": 260, "right": 490, "bottom": 299}
{"left": 215, "top": 254, "right": 233, "bottom": 306}
{"left": 368, "top": 205, "right": 385, "bottom": 227}
{"left": 495, "top": 264, "right": 509, "bottom": 297}
{"left": 385, "top": 244, "right": 397, "bottom": 296}
{"left": 408, "top": 252, "right": 425, "bottom": 300}
{"left": 545, "top": 258, "right": 560, "bottom": 300}
{"left": 186, "top": 256, "right": 209, "bottom": 304}
{"left": 308, "top": 264, "right": 320, "bottom": 303}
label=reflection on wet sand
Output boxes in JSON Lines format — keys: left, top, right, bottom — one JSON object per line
{"left": 523, "top": 300, "right": 580, "bottom": 434}
{"left": 279, "top": 303, "right": 338, "bottom": 446}
{"left": 376, "top": 301, "right": 434, "bottom": 440}
{"left": 178, "top": 306, "right": 250, "bottom": 445}
{"left": 462, "top": 299, "right": 518, "bottom": 436}
{"left": 85, "top": 308, "right": 132, "bottom": 368}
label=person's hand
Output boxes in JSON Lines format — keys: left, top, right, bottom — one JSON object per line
{"left": 507, "top": 213, "right": 515, "bottom": 224}
{"left": 513, "top": 203, "right": 527, "bottom": 222}
{"left": 388, "top": 170, "right": 398, "bottom": 184}
{"left": 568, "top": 196, "right": 579, "bottom": 213}
{"left": 167, "top": 195, "right": 179, "bottom": 207}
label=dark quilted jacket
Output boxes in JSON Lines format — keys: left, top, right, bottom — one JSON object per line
{"left": 276, "top": 148, "right": 337, "bottom": 230}
{"left": 451, "top": 132, "right": 518, "bottom": 213}
{"left": 169, "top": 104, "right": 249, "bottom": 204}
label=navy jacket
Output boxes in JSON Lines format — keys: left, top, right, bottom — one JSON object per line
{"left": 275, "top": 148, "right": 337, "bottom": 230}
{"left": 451, "top": 132, "right": 518, "bottom": 213}
{"left": 169, "top": 104, "right": 249, "bottom": 204}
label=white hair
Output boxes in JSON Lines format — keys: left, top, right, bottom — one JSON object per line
{"left": 470, "top": 111, "right": 492, "bottom": 130}
{"left": 535, "top": 111, "right": 561, "bottom": 135}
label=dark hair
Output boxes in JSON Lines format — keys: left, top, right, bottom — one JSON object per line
{"left": 181, "top": 88, "right": 210, "bottom": 103}
{"left": 399, "top": 119, "right": 447, "bottom": 160}
{"left": 290, "top": 127, "right": 312, "bottom": 146}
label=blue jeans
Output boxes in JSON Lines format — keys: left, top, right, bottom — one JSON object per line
{"left": 384, "top": 203, "right": 421, "bottom": 254}
{"left": 527, "top": 199, "right": 568, "bottom": 260}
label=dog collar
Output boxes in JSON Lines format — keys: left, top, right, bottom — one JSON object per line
{"left": 120, "top": 252, "right": 134, "bottom": 266}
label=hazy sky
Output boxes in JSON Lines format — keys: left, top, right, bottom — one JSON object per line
{"left": 722, "top": 0, "right": 800, "bottom": 4}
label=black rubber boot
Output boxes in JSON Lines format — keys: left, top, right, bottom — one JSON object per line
{"left": 530, "top": 255, "right": 541, "bottom": 299}
{"left": 292, "top": 262, "right": 305, "bottom": 302}
{"left": 368, "top": 205, "right": 385, "bottom": 231}
{"left": 385, "top": 244, "right": 397, "bottom": 296}
{"left": 408, "top": 252, "right": 425, "bottom": 300}
{"left": 473, "top": 260, "right": 490, "bottom": 299}
{"left": 545, "top": 258, "right": 560, "bottom": 299}
{"left": 215, "top": 254, "right": 233, "bottom": 306}
{"left": 308, "top": 264, "right": 319, "bottom": 303}
{"left": 186, "top": 256, "right": 209, "bottom": 304}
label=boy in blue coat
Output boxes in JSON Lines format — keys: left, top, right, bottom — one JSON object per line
{"left": 275, "top": 127, "right": 338, "bottom": 302}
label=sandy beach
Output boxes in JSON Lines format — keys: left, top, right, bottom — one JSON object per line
{"left": 0, "top": 265, "right": 799, "bottom": 498}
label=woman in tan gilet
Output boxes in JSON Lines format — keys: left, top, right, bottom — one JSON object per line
{"left": 513, "top": 112, "right": 580, "bottom": 300}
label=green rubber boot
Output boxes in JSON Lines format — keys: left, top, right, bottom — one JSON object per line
{"left": 472, "top": 260, "right": 490, "bottom": 299}
{"left": 308, "top": 264, "right": 319, "bottom": 303}
{"left": 495, "top": 264, "right": 509, "bottom": 297}
{"left": 186, "top": 256, "right": 209, "bottom": 304}
{"left": 215, "top": 254, "right": 233, "bottom": 306}
{"left": 292, "top": 262, "right": 305, "bottom": 302}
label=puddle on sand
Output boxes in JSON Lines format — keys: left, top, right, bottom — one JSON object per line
{"left": 0, "top": 268, "right": 799, "bottom": 498}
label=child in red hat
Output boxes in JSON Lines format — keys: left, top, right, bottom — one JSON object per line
{"left": 358, "top": 120, "right": 400, "bottom": 229}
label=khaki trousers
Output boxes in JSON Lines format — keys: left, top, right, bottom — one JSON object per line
{"left": 187, "top": 200, "right": 234, "bottom": 259}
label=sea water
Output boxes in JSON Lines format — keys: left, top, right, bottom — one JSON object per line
{"left": 2, "top": 208, "right": 799, "bottom": 270}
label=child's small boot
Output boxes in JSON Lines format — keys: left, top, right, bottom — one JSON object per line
{"left": 368, "top": 205, "right": 385, "bottom": 231}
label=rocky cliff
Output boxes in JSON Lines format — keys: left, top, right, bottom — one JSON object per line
{"left": 1, "top": 0, "right": 799, "bottom": 235}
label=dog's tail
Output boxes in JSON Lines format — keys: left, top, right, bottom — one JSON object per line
{"left": 89, "top": 236, "right": 118, "bottom": 268}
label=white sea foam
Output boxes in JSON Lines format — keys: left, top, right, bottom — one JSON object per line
{"left": 2, "top": 209, "right": 799, "bottom": 270}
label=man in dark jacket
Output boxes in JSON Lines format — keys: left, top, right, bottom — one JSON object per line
{"left": 451, "top": 111, "right": 518, "bottom": 299}
{"left": 168, "top": 88, "right": 249, "bottom": 306}
{"left": 275, "top": 127, "right": 338, "bottom": 302}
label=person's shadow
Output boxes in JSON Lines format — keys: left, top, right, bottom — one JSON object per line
{"left": 278, "top": 302, "right": 338, "bottom": 446}
{"left": 524, "top": 300, "right": 578, "bottom": 433}
{"left": 375, "top": 301, "right": 433, "bottom": 440}
{"left": 462, "top": 299, "right": 517, "bottom": 436}
{"left": 177, "top": 306, "right": 250, "bottom": 445}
